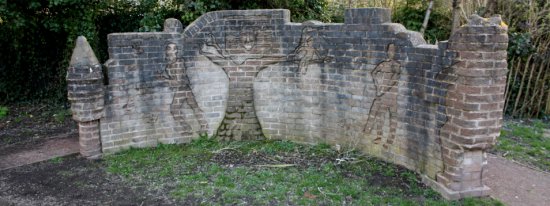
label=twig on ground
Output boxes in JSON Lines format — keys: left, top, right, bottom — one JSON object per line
{"left": 258, "top": 153, "right": 283, "bottom": 163}
{"left": 211, "top": 147, "right": 241, "bottom": 154}
{"left": 28, "top": 105, "right": 47, "bottom": 114}
{"left": 335, "top": 157, "right": 356, "bottom": 164}
{"left": 255, "top": 164, "right": 295, "bottom": 168}
{"left": 318, "top": 187, "right": 340, "bottom": 197}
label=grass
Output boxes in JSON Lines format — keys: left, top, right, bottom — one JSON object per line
{"left": 0, "top": 105, "right": 8, "bottom": 119}
{"left": 493, "top": 120, "right": 550, "bottom": 172}
{"left": 49, "top": 156, "right": 65, "bottom": 164}
{"left": 105, "top": 137, "right": 501, "bottom": 205}
{"left": 52, "top": 108, "right": 71, "bottom": 123}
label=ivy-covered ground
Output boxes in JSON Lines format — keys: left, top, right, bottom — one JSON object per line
{"left": 1, "top": 137, "right": 501, "bottom": 205}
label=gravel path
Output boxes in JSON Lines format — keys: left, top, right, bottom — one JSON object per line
{"left": 0, "top": 135, "right": 79, "bottom": 171}
{"left": 486, "top": 154, "right": 550, "bottom": 206}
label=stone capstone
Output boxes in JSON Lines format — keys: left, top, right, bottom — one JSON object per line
{"left": 67, "top": 36, "right": 104, "bottom": 122}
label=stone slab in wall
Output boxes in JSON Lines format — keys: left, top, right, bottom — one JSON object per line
{"left": 68, "top": 8, "right": 508, "bottom": 200}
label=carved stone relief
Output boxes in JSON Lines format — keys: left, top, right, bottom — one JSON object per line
{"left": 199, "top": 30, "right": 276, "bottom": 140}
{"left": 364, "top": 44, "right": 401, "bottom": 149}
{"left": 288, "top": 27, "right": 333, "bottom": 75}
{"left": 164, "top": 43, "right": 208, "bottom": 136}
{"left": 131, "top": 39, "right": 144, "bottom": 55}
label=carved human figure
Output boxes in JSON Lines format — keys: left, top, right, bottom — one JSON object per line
{"left": 198, "top": 30, "right": 285, "bottom": 140}
{"left": 161, "top": 43, "right": 178, "bottom": 79}
{"left": 364, "top": 44, "right": 401, "bottom": 148}
{"left": 201, "top": 34, "right": 228, "bottom": 61}
{"left": 201, "top": 33, "right": 250, "bottom": 65}
{"left": 239, "top": 30, "right": 257, "bottom": 50}
{"left": 164, "top": 43, "right": 208, "bottom": 136}
{"left": 290, "top": 27, "right": 332, "bottom": 75}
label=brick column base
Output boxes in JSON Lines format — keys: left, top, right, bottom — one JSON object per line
{"left": 422, "top": 150, "right": 491, "bottom": 200}
{"left": 78, "top": 120, "right": 102, "bottom": 158}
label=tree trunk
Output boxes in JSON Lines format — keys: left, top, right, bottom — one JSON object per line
{"left": 451, "top": 0, "right": 463, "bottom": 35}
{"left": 420, "top": 0, "right": 434, "bottom": 35}
{"left": 483, "top": 0, "right": 498, "bottom": 17}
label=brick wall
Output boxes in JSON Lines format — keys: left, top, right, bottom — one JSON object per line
{"left": 67, "top": 8, "right": 508, "bottom": 199}
{"left": 430, "top": 15, "right": 508, "bottom": 199}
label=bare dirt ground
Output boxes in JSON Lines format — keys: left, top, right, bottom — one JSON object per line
{"left": 6, "top": 146, "right": 545, "bottom": 206}
{"left": 0, "top": 156, "right": 177, "bottom": 206}
{"left": 1, "top": 104, "right": 549, "bottom": 205}
{"left": 0, "top": 103, "right": 81, "bottom": 170}
{"left": 0, "top": 103, "right": 77, "bottom": 151}
{"left": 0, "top": 136, "right": 79, "bottom": 170}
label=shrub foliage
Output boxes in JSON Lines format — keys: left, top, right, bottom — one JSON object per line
{"left": 0, "top": 0, "right": 329, "bottom": 104}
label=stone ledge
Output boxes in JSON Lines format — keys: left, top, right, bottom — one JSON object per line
{"left": 422, "top": 175, "right": 491, "bottom": 200}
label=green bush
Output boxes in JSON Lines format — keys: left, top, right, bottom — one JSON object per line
{"left": 0, "top": 0, "right": 330, "bottom": 104}
{"left": 392, "top": 0, "right": 451, "bottom": 44}
{"left": 0, "top": 0, "right": 102, "bottom": 103}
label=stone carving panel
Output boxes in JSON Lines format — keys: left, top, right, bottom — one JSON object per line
{"left": 189, "top": 13, "right": 287, "bottom": 140}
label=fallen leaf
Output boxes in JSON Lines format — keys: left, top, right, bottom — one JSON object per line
{"left": 304, "top": 191, "right": 317, "bottom": 199}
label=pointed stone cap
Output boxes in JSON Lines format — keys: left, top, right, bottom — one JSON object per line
{"left": 70, "top": 36, "right": 100, "bottom": 67}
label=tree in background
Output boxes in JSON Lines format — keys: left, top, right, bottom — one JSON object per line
{"left": 420, "top": 0, "right": 434, "bottom": 35}
{"left": 0, "top": 0, "right": 329, "bottom": 104}
{"left": 451, "top": 0, "right": 462, "bottom": 35}
{"left": 2, "top": 0, "right": 549, "bottom": 118}
{"left": 392, "top": 0, "right": 451, "bottom": 43}
{"left": 0, "top": 0, "right": 102, "bottom": 103}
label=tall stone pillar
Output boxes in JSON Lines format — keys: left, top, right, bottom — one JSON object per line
{"left": 67, "top": 36, "right": 104, "bottom": 158}
{"left": 432, "top": 15, "right": 508, "bottom": 199}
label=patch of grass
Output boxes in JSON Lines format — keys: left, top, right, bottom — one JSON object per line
{"left": 1, "top": 136, "right": 14, "bottom": 145}
{"left": 53, "top": 108, "right": 71, "bottom": 123}
{"left": 494, "top": 120, "right": 550, "bottom": 171}
{"left": 105, "top": 137, "right": 502, "bottom": 205}
{"left": 13, "top": 116, "right": 23, "bottom": 123}
{"left": 57, "top": 170, "right": 73, "bottom": 177}
{"left": 0, "top": 106, "right": 8, "bottom": 119}
{"left": 49, "top": 157, "right": 64, "bottom": 164}
{"left": 105, "top": 137, "right": 220, "bottom": 178}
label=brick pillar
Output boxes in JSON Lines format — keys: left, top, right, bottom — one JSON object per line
{"left": 431, "top": 15, "right": 508, "bottom": 199}
{"left": 78, "top": 120, "right": 102, "bottom": 157}
{"left": 67, "top": 36, "right": 104, "bottom": 159}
